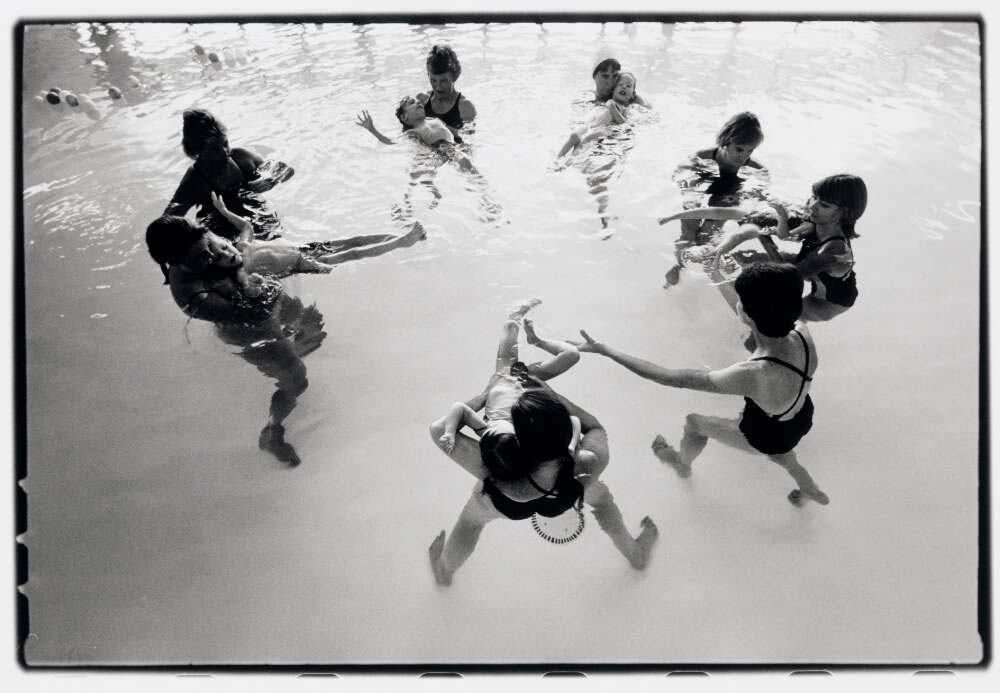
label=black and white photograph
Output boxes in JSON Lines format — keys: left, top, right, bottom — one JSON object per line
{"left": 12, "top": 1, "right": 988, "bottom": 676}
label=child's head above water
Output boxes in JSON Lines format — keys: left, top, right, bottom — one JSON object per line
{"left": 394, "top": 96, "right": 425, "bottom": 130}
{"left": 716, "top": 111, "right": 764, "bottom": 148}
{"left": 715, "top": 111, "right": 764, "bottom": 169}
{"left": 735, "top": 262, "right": 804, "bottom": 338}
{"left": 811, "top": 174, "right": 868, "bottom": 238}
{"left": 611, "top": 72, "right": 637, "bottom": 105}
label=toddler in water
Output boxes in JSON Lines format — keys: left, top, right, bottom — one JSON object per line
{"left": 557, "top": 72, "right": 642, "bottom": 158}
{"left": 437, "top": 300, "right": 582, "bottom": 454}
{"left": 356, "top": 97, "right": 475, "bottom": 171}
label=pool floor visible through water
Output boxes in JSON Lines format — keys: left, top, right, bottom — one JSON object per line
{"left": 20, "top": 20, "right": 983, "bottom": 665}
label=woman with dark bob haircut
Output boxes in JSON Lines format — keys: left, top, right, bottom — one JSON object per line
{"left": 577, "top": 262, "right": 829, "bottom": 507}
{"left": 417, "top": 44, "right": 477, "bottom": 132}
{"left": 429, "top": 376, "right": 658, "bottom": 586}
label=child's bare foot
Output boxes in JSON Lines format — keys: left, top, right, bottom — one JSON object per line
{"left": 507, "top": 298, "right": 541, "bottom": 321}
{"left": 652, "top": 435, "right": 690, "bottom": 478}
{"left": 629, "top": 516, "right": 659, "bottom": 570}
{"left": 663, "top": 264, "right": 681, "bottom": 288}
{"left": 428, "top": 530, "right": 452, "bottom": 586}
{"left": 523, "top": 318, "right": 540, "bottom": 346}
{"left": 399, "top": 220, "right": 427, "bottom": 247}
{"left": 788, "top": 488, "right": 830, "bottom": 506}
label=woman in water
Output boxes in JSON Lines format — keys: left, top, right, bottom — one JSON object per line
{"left": 590, "top": 57, "right": 651, "bottom": 107}
{"left": 663, "top": 111, "right": 768, "bottom": 287}
{"left": 145, "top": 212, "right": 321, "bottom": 466}
{"left": 667, "top": 174, "right": 867, "bottom": 322}
{"left": 557, "top": 72, "right": 642, "bottom": 158}
{"left": 418, "top": 44, "right": 476, "bottom": 134}
{"left": 428, "top": 306, "right": 658, "bottom": 586}
{"left": 164, "top": 108, "right": 295, "bottom": 240}
{"left": 576, "top": 262, "right": 829, "bottom": 506}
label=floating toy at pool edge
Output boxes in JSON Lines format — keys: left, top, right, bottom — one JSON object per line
{"left": 64, "top": 93, "right": 80, "bottom": 107}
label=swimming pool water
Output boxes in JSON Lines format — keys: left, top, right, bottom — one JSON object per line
{"left": 20, "top": 19, "right": 982, "bottom": 664}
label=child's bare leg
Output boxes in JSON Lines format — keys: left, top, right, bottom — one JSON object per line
{"left": 315, "top": 221, "right": 426, "bottom": 264}
{"left": 585, "top": 480, "right": 658, "bottom": 570}
{"left": 770, "top": 452, "right": 830, "bottom": 505}
{"left": 318, "top": 233, "right": 398, "bottom": 253}
{"left": 557, "top": 130, "right": 583, "bottom": 158}
{"left": 652, "top": 413, "right": 751, "bottom": 478}
{"left": 523, "top": 319, "right": 581, "bottom": 381}
{"left": 494, "top": 319, "right": 521, "bottom": 372}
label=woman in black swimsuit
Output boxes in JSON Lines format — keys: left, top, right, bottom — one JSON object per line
{"left": 164, "top": 108, "right": 295, "bottom": 240}
{"left": 418, "top": 44, "right": 476, "bottom": 133}
{"left": 577, "top": 262, "right": 829, "bottom": 506}
{"left": 146, "top": 215, "right": 325, "bottom": 467}
{"left": 428, "top": 384, "right": 658, "bottom": 586}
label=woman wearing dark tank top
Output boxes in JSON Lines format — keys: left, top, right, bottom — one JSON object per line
{"left": 418, "top": 44, "right": 476, "bottom": 133}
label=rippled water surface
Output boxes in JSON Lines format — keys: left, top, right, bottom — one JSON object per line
{"left": 21, "top": 20, "right": 982, "bottom": 664}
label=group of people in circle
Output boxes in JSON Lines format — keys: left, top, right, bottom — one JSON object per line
{"left": 141, "top": 42, "right": 868, "bottom": 585}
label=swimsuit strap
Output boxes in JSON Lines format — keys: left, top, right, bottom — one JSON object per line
{"left": 750, "top": 329, "right": 812, "bottom": 419}
{"left": 525, "top": 472, "right": 561, "bottom": 498}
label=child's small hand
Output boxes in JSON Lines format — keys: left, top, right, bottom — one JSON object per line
{"left": 210, "top": 191, "right": 228, "bottom": 214}
{"left": 183, "top": 203, "right": 202, "bottom": 225}
{"left": 769, "top": 201, "right": 788, "bottom": 219}
{"left": 243, "top": 272, "right": 265, "bottom": 298}
{"left": 355, "top": 110, "right": 375, "bottom": 131}
{"left": 438, "top": 432, "right": 456, "bottom": 454}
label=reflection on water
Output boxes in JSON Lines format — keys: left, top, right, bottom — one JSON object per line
{"left": 21, "top": 20, "right": 982, "bottom": 665}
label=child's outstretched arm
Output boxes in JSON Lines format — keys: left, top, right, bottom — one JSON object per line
{"left": 355, "top": 110, "right": 397, "bottom": 145}
{"left": 438, "top": 402, "right": 488, "bottom": 454}
{"left": 658, "top": 206, "right": 751, "bottom": 226}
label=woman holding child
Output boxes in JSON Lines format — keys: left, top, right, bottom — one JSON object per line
{"left": 428, "top": 304, "right": 658, "bottom": 586}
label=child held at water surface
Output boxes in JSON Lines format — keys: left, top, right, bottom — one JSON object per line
{"left": 558, "top": 72, "right": 644, "bottom": 158}
{"left": 355, "top": 96, "right": 476, "bottom": 172}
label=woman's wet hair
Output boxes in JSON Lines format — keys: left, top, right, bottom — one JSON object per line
{"left": 735, "top": 262, "right": 804, "bottom": 338}
{"left": 479, "top": 429, "right": 532, "bottom": 482}
{"left": 511, "top": 390, "right": 574, "bottom": 465}
{"left": 592, "top": 57, "right": 621, "bottom": 78}
{"left": 812, "top": 174, "right": 867, "bottom": 238}
{"left": 426, "top": 44, "right": 461, "bottom": 79}
{"left": 716, "top": 111, "right": 764, "bottom": 148}
{"left": 145, "top": 215, "right": 204, "bottom": 283}
{"left": 181, "top": 108, "right": 227, "bottom": 159}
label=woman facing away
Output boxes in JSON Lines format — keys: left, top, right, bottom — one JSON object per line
{"left": 427, "top": 303, "right": 658, "bottom": 586}
{"left": 576, "top": 262, "right": 829, "bottom": 506}
{"left": 164, "top": 108, "right": 295, "bottom": 240}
